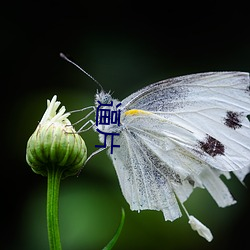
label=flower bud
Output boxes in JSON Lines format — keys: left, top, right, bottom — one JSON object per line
{"left": 26, "top": 95, "right": 87, "bottom": 178}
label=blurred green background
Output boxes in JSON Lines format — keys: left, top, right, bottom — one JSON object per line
{"left": 2, "top": 2, "right": 250, "bottom": 250}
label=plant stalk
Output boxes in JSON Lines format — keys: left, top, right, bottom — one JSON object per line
{"left": 47, "top": 165, "right": 63, "bottom": 250}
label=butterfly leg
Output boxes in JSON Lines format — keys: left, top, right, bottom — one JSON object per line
{"left": 70, "top": 106, "right": 95, "bottom": 126}
{"left": 68, "top": 106, "right": 96, "bottom": 132}
{"left": 77, "top": 147, "right": 106, "bottom": 176}
{"left": 70, "top": 105, "right": 95, "bottom": 114}
{"left": 85, "top": 147, "right": 106, "bottom": 165}
{"left": 77, "top": 119, "right": 95, "bottom": 133}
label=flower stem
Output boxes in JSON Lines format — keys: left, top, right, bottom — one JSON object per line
{"left": 47, "top": 165, "right": 63, "bottom": 250}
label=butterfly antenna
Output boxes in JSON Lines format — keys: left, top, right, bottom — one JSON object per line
{"left": 60, "top": 53, "right": 104, "bottom": 91}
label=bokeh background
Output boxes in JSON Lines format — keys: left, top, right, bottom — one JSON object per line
{"left": 2, "top": 2, "right": 250, "bottom": 250}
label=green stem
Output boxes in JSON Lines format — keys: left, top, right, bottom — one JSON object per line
{"left": 47, "top": 165, "right": 63, "bottom": 250}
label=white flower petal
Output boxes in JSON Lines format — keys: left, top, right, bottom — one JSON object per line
{"left": 188, "top": 215, "right": 213, "bottom": 242}
{"left": 40, "top": 95, "right": 71, "bottom": 124}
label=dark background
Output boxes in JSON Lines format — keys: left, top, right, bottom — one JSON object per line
{"left": 2, "top": 1, "right": 250, "bottom": 250}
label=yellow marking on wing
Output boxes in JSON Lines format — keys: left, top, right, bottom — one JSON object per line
{"left": 124, "top": 109, "right": 152, "bottom": 116}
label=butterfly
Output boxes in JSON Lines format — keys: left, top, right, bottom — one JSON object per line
{"left": 92, "top": 72, "right": 250, "bottom": 241}
{"left": 61, "top": 55, "right": 250, "bottom": 241}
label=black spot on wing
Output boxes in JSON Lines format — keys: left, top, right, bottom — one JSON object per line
{"left": 199, "top": 135, "right": 225, "bottom": 157}
{"left": 224, "top": 111, "right": 243, "bottom": 130}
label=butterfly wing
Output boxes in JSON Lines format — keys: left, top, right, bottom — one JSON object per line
{"left": 108, "top": 72, "right": 250, "bottom": 221}
{"left": 110, "top": 127, "right": 182, "bottom": 222}
{"left": 110, "top": 111, "right": 237, "bottom": 221}
{"left": 121, "top": 72, "right": 250, "bottom": 173}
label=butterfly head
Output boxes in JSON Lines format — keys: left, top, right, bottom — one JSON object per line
{"left": 95, "top": 90, "right": 113, "bottom": 106}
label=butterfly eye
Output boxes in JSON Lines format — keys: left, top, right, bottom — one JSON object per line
{"left": 101, "top": 93, "right": 112, "bottom": 104}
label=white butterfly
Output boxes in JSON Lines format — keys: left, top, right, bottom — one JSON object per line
{"left": 87, "top": 71, "right": 250, "bottom": 241}
{"left": 59, "top": 54, "right": 250, "bottom": 242}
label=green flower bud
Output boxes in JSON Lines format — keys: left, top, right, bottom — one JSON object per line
{"left": 26, "top": 95, "right": 87, "bottom": 178}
